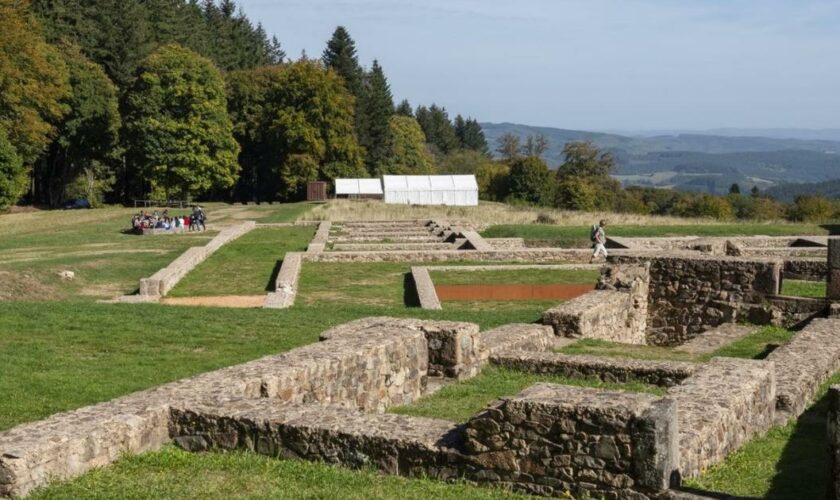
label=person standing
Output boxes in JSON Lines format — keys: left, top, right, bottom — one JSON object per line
{"left": 590, "top": 219, "right": 608, "bottom": 263}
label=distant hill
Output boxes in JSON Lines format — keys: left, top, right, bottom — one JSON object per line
{"left": 480, "top": 122, "right": 840, "bottom": 195}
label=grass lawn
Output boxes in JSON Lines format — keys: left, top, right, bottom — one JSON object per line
{"left": 430, "top": 268, "right": 600, "bottom": 286}
{"left": 389, "top": 365, "right": 665, "bottom": 423}
{"left": 558, "top": 326, "right": 793, "bottom": 362}
{"left": 169, "top": 226, "right": 315, "bottom": 296}
{"left": 29, "top": 446, "right": 528, "bottom": 500}
{"left": 482, "top": 223, "right": 830, "bottom": 247}
{"left": 781, "top": 279, "right": 826, "bottom": 298}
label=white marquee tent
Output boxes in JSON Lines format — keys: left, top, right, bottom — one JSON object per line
{"left": 334, "top": 178, "right": 384, "bottom": 198}
{"left": 382, "top": 175, "right": 478, "bottom": 206}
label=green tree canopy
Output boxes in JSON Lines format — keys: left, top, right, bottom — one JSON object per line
{"left": 0, "top": 0, "right": 70, "bottom": 206}
{"left": 556, "top": 141, "right": 615, "bottom": 179}
{"left": 454, "top": 115, "right": 489, "bottom": 154}
{"left": 37, "top": 41, "right": 121, "bottom": 206}
{"left": 0, "top": 125, "right": 26, "bottom": 209}
{"left": 729, "top": 183, "right": 741, "bottom": 195}
{"left": 227, "top": 60, "right": 364, "bottom": 201}
{"left": 506, "top": 156, "right": 552, "bottom": 206}
{"left": 381, "top": 115, "right": 434, "bottom": 175}
{"left": 321, "top": 26, "right": 362, "bottom": 97}
{"left": 415, "top": 104, "right": 459, "bottom": 154}
{"left": 124, "top": 43, "right": 240, "bottom": 200}
{"left": 358, "top": 59, "right": 394, "bottom": 174}
{"left": 395, "top": 99, "right": 413, "bottom": 117}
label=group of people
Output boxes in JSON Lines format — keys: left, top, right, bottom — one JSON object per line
{"left": 131, "top": 206, "right": 206, "bottom": 233}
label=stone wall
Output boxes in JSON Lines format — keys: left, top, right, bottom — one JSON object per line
{"left": 485, "top": 238, "right": 525, "bottom": 250}
{"left": 410, "top": 266, "right": 441, "bottom": 310}
{"left": 542, "top": 265, "right": 649, "bottom": 345}
{"left": 263, "top": 252, "right": 303, "bottom": 309}
{"left": 827, "top": 385, "right": 840, "bottom": 500}
{"left": 305, "top": 221, "right": 331, "bottom": 253}
{"left": 169, "top": 383, "right": 678, "bottom": 500}
{"left": 479, "top": 324, "right": 555, "bottom": 362}
{"left": 306, "top": 248, "right": 599, "bottom": 263}
{"left": 665, "top": 357, "right": 775, "bottom": 478}
{"left": 612, "top": 254, "right": 782, "bottom": 346}
{"left": 783, "top": 258, "right": 826, "bottom": 281}
{"left": 490, "top": 351, "right": 696, "bottom": 388}
{"left": 138, "top": 221, "right": 256, "bottom": 297}
{"left": 319, "top": 317, "right": 481, "bottom": 380}
{"left": 0, "top": 316, "right": 455, "bottom": 497}
{"left": 766, "top": 318, "right": 840, "bottom": 422}
{"left": 464, "top": 384, "right": 678, "bottom": 498}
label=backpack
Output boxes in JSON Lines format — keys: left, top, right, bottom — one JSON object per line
{"left": 590, "top": 224, "right": 599, "bottom": 242}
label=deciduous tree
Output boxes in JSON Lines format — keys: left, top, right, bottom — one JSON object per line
{"left": 381, "top": 115, "right": 434, "bottom": 175}
{"left": 124, "top": 44, "right": 240, "bottom": 200}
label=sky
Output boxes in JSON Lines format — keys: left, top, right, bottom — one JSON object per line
{"left": 237, "top": 0, "right": 840, "bottom": 131}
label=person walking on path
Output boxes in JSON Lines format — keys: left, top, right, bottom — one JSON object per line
{"left": 590, "top": 219, "right": 608, "bottom": 263}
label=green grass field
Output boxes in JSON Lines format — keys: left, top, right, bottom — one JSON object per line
{"left": 482, "top": 223, "right": 830, "bottom": 247}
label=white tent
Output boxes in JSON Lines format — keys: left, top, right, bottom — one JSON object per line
{"left": 334, "top": 178, "right": 383, "bottom": 198}
{"left": 382, "top": 175, "right": 478, "bottom": 206}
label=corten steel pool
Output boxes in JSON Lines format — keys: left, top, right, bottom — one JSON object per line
{"left": 434, "top": 283, "right": 595, "bottom": 301}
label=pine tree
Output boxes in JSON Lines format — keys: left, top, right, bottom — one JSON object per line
{"left": 395, "top": 99, "right": 413, "bottom": 117}
{"left": 321, "top": 26, "right": 362, "bottom": 96}
{"left": 454, "top": 115, "right": 488, "bottom": 154}
{"left": 358, "top": 60, "right": 394, "bottom": 174}
{"left": 729, "top": 183, "right": 741, "bottom": 195}
{"left": 416, "top": 105, "right": 458, "bottom": 154}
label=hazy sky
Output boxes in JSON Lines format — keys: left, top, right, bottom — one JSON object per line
{"left": 238, "top": 0, "right": 840, "bottom": 131}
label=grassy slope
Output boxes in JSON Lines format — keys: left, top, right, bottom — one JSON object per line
{"left": 29, "top": 446, "right": 528, "bottom": 500}
{"left": 482, "top": 223, "right": 829, "bottom": 247}
{"left": 389, "top": 365, "right": 664, "bottom": 423}
{"left": 169, "top": 226, "right": 315, "bottom": 296}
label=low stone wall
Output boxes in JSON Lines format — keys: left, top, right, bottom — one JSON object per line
{"left": 170, "top": 383, "right": 678, "bottom": 500}
{"left": 766, "top": 318, "right": 840, "bottom": 422}
{"left": 484, "top": 237, "right": 525, "bottom": 250}
{"left": 611, "top": 254, "right": 782, "bottom": 346}
{"left": 665, "top": 357, "right": 775, "bottom": 478}
{"left": 491, "top": 351, "right": 696, "bottom": 387}
{"left": 333, "top": 243, "right": 454, "bottom": 251}
{"left": 319, "top": 317, "right": 481, "bottom": 380}
{"left": 827, "top": 385, "right": 840, "bottom": 500}
{"left": 542, "top": 265, "right": 649, "bottom": 345}
{"left": 263, "top": 252, "right": 303, "bottom": 309}
{"left": 743, "top": 294, "right": 826, "bottom": 327}
{"left": 306, "top": 221, "right": 331, "bottom": 253}
{"left": 306, "top": 248, "right": 599, "bottom": 263}
{"left": 479, "top": 324, "right": 555, "bottom": 362}
{"left": 410, "top": 266, "right": 441, "bottom": 310}
{"left": 783, "top": 258, "right": 826, "bottom": 281}
{"left": 0, "top": 316, "right": 451, "bottom": 497}
{"left": 138, "top": 221, "right": 256, "bottom": 297}
{"left": 465, "top": 384, "right": 678, "bottom": 498}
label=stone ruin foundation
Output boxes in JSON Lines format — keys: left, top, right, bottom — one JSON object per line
{"left": 7, "top": 231, "right": 840, "bottom": 498}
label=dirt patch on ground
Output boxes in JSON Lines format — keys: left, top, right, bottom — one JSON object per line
{"left": 0, "top": 271, "right": 58, "bottom": 301}
{"left": 160, "top": 295, "right": 266, "bottom": 308}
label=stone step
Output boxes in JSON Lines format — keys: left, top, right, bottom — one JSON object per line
{"left": 674, "top": 324, "right": 759, "bottom": 355}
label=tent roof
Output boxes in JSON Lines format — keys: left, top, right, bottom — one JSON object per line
{"left": 335, "top": 178, "right": 383, "bottom": 195}
{"left": 382, "top": 175, "right": 477, "bottom": 191}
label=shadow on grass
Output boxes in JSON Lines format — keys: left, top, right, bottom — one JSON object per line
{"left": 766, "top": 399, "right": 829, "bottom": 499}
{"left": 265, "top": 260, "right": 283, "bottom": 292}
{"left": 820, "top": 224, "right": 840, "bottom": 235}
{"left": 403, "top": 272, "right": 420, "bottom": 308}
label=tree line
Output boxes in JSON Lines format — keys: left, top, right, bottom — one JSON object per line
{"left": 0, "top": 1, "right": 490, "bottom": 208}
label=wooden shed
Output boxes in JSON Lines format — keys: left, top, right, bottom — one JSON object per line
{"left": 307, "top": 181, "right": 328, "bottom": 201}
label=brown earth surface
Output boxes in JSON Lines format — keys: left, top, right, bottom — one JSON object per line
{"left": 160, "top": 295, "right": 266, "bottom": 308}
